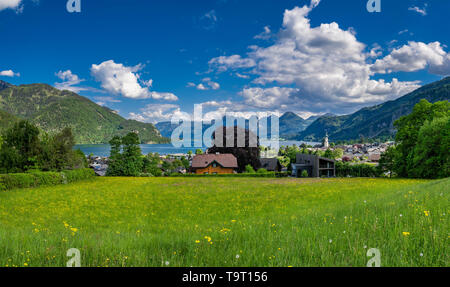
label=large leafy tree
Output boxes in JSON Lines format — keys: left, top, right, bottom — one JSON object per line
{"left": 279, "top": 145, "right": 300, "bottom": 170}
{"left": 411, "top": 116, "right": 450, "bottom": 178}
{"left": 106, "top": 132, "right": 143, "bottom": 177}
{"left": 393, "top": 100, "right": 450, "bottom": 178}
{"left": 2, "top": 120, "right": 40, "bottom": 171}
{"left": 0, "top": 145, "right": 21, "bottom": 173}
{"left": 109, "top": 136, "right": 122, "bottom": 158}
{"left": 323, "top": 149, "right": 334, "bottom": 159}
{"left": 142, "top": 153, "right": 163, "bottom": 176}
{"left": 52, "top": 127, "right": 76, "bottom": 170}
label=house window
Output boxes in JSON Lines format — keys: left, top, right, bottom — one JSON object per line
{"left": 212, "top": 172, "right": 217, "bottom": 175}
{"left": 212, "top": 163, "right": 217, "bottom": 168}
{"left": 204, "top": 172, "right": 209, "bottom": 175}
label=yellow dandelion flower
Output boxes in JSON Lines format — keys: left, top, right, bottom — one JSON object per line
{"left": 402, "top": 232, "right": 410, "bottom": 236}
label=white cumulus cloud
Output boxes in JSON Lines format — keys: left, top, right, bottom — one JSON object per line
{"left": 54, "top": 70, "right": 89, "bottom": 93}
{"left": 371, "top": 41, "right": 450, "bottom": 76}
{"left": 207, "top": 0, "right": 429, "bottom": 115}
{"left": 90, "top": 60, "right": 177, "bottom": 101}
{"left": 129, "top": 104, "right": 185, "bottom": 123}
{"left": 0, "top": 0, "right": 22, "bottom": 11}
{"left": 254, "top": 26, "right": 272, "bottom": 40}
{"left": 0, "top": 69, "right": 20, "bottom": 77}
{"left": 208, "top": 55, "right": 256, "bottom": 72}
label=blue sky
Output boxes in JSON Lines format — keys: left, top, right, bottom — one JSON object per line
{"left": 0, "top": 0, "right": 449, "bottom": 123}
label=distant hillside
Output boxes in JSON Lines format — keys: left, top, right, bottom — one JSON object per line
{"left": 279, "top": 112, "right": 319, "bottom": 140}
{"left": 0, "top": 110, "right": 19, "bottom": 133}
{"left": 298, "top": 77, "right": 450, "bottom": 141}
{"left": 0, "top": 82, "right": 168, "bottom": 144}
{"left": 0, "top": 80, "right": 12, "bottom": 91}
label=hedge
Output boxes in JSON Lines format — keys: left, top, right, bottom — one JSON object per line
{"left": 61, "top": 169, "right": 96, "bottom": 183}
{"left": 0, "top": 168, "right": 95, "bottom": 191}
{"left": 167, "top": 172, "right": 290, "bottom": 178}
{"left": 336, "top": 162, "right": 380, "bottom": 178}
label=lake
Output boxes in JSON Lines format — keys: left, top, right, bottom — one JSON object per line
{"left": 75, "top": 141, "right": 320, "bottom": 157}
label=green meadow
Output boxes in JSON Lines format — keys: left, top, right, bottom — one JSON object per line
{"left": 0, "top": 177, "right": 448, "bottom": 267}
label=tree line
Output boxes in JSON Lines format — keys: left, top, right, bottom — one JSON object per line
{"left": 106, "top": 132, "right": 190, "bottom": 177}
{"left": 0, "top": 120, "right": 87, "bottom": 174}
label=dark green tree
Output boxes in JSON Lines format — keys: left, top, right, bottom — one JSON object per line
{"left": 411, "top": 116, "right": 450, "bottom": 178}
{"left": 0, "top": 146, "right": 21, "bottom": 173}
{"left": 2, "top": 120, "right": 41, "bottom": 171}
{"left": 4, "top": 121, "right": 40, "bottom": 153}
{"left": 106, "top": 132, "right": 143, "bottom": 177}
{"left": 52, "top": 127, "right": 76, "bottom": 170}
{"left": 142, "top": 153, "right": 163, "bottom": 176}
{"left": 38, "top": 128, "right": 86, "bottom": 171}
{"left": 332, "top": 148, "right": 344, "bottom": 160}
{"left": 161, "top": 160, "right": 173, "bottom": 172}
{"left": 377, "top": 146, "right": 396, "bottom": 178}
{"left": 323, "top": 149, "right": 334, "bottom": 159}
{"left": 109, "top": 136, "right": 122, "bottom": 158}
{"left": 394, "top": 100, "right": 450, "bottom": 178}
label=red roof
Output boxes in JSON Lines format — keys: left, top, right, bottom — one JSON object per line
{"left": 192, "top": 154, "right": 238, "bottom": 168}
{"left": 369, "top": 154, "right": 381, "bottom": 162}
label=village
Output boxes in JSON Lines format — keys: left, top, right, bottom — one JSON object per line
{"left": 88, "top": 133, "right": 394, "bottom": 178}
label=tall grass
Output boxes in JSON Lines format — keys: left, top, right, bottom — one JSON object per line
{"left": 0, "top": 177, "right": 448, "bottom": 267}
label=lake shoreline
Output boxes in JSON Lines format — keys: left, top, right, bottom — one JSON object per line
{"left": 75, "top": 141, "right": 320, "bottom": 157}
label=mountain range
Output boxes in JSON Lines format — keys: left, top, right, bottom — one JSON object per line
{"left": 156, "top": 77, "right": 449, "bottom": 142}
{"left": 0, "top": 81, "right": 168, "bottom": 144}
{"left": 297, "top": 76, "right": 450, "bottom": 141}
{"left": 1, "top": 76, "right": 448, "bottom": 145}
{"left": 155, "top": 112, "right": 320, "bottom": 140}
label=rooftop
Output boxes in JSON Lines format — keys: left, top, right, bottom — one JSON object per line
{"left": 192, "top": 154, "right": 238, "bottom": 169}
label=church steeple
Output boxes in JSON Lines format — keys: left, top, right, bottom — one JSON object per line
{"left": 322, "top": 131, "right": 329, "bottom": 149}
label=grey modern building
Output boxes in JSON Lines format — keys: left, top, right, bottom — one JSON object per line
{"left": 291, "top": 154, "right": 335, "bottom": 178}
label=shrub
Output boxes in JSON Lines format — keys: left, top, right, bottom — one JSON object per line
{"left": 168, "top": 172, "right": 278, "bottom": 178}
{"left": 275, "top": 172, "right": 290, "bottom": 178}
{"left": 62, "top": 168, "right": 95, "bottom": 183}
{"left": 301, "top": 170, "right": 309, "bottom": 178}
{"left": 167, "top": 172, "right": 291, "bottom": 178}
{"left": 336, "top": 162, "right": 379, "bottom": 178}
{"left": 0, "top": 169, "right": 95, "bottom": 191}
{"left": 0, "top": 172, "right": 62, "bottom": 191}
{"left": 245, "top": 165, "right": 256, "bottom": 173}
